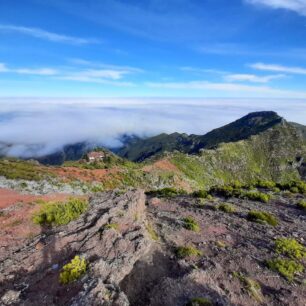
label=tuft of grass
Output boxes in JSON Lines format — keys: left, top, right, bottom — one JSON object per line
{"left": 275, "top": 238, "right": 306, "bottom": 260}
{"left": 247, "top": 210, "right": 278, "bottom": 226}
{"left": 243, "top": 191, "right": 270, "bottom": 203}
{"left": 182, "top": 216, "right": 200, "bottom": 232}
{"left": 217, "top": 203, "right": 236, "bottom": 213}
{"left": 33, "top": 198, "right": 88, "bottom": 226}
{"left": 176, "top": 246, "right": 202, "bottom": 258}
{"left": 104, "top": 223, "right": 119, "bottom": 231}
{"left": 255, "top": 180, "right": 276, "bottom": 189}
{"left": 185, "top": 297, "right": 213, "bottom": 306}
{"left": 59, "top": 255, "right": 87, "bottom": 285}
{"left": 192, "top": 190, "right": 208, "bottom": 199}
{"left": 146, "top": 223, "right": 159, "bottom": 241}
{"left": 267, "top": 258, "right": 304, "bottom": 281}
{"left": 297, "top": 200, "right": 306, "bottom": 210}
{"left": 210, "top": 185, "right": 243, "bottom": 198}
{"left": 233, "top": 272, "right": 263, "bottom": 303}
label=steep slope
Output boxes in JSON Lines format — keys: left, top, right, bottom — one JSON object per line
{"left": 290, "top": 122, "right": 306, "bottom": 140}
{"left": 170, "top": 120, "right": 306, "bottom": 187}
{"left": 117, "top": 111, "right": 284, "bottom": 162}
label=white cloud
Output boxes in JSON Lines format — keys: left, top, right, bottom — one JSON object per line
{"left": 225, "top": 73, "right": 285, "bottom": 83}
{"left": 250, "top": 62, "right": 306, "bottom": 74}
{"left": 0, "top": 62, "right": 140, "bottom": 85}
{"left": 146, "top": 80, "right": 306, "bottom": 98}
{"left": 246, "top": 0, "right": 306, "bottom": 16}
{"left": 14, "top": 68, "right": 58, "bottom": 76}
{"left": 0, "top": 63, "right": 8, "bottom": 72}
{"left": 0, "top": 24, "right": 99, "bottom": 45}
{"left": 0, "top": 98, "right": 305, "bottom": 158}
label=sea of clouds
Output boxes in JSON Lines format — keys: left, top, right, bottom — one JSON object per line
{"left": 0, "top": 98, "right": 305, "bottom": 158}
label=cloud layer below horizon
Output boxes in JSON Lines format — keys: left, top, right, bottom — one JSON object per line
{"left": 0, "top": 98, "right": 305, "bottom": 158}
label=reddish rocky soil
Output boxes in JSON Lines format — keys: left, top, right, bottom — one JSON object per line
{"left": 0, "top": 188, "right": 84, "bottom": 250}
{"left": 142, "top": 158, "right": 179, "bottom": 173}
{"left": 48, "top": 166, "right": 120, "bottom": 183}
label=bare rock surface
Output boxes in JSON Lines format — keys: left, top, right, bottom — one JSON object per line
{"left": 0, "top": 189, "right": 151, "bottom": 306}
{"left": 0, "top": 189, "right": 306, "bottom": 306}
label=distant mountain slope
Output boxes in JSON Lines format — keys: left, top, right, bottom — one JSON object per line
{"left": 170, "top": 120, "right": 306, "bottom": 187}
{"left": 290, "top": 122, "right": 306, "bottom": 140}
{"left": 117, "top": 111, "right": 284, "bottom": 162}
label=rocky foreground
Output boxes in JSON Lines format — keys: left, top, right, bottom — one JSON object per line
{"left": 0, "top": 189, "right": 305, "bottom": 306}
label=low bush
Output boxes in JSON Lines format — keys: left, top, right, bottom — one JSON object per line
{"left": 185, "top": 297, "right": 213, "bottom": 306}
{"left": 297, "top": 200, "right": 306, "bottom": 210}
{"left": 247, "top": 210, "right": 278, "bottom": 226}
{"left": 217, "top": 203, "right": 236, "bottom": 213}
{"left": 267, "top": 258, "right": 304, "bottom": 281}
{"left": 209, "top": 185, "right": 243, "bottom": 198}
{"left": 275, "top": 238, "right": 306, "bottom": 260}
{"left": 243, "top": 191, "right": 270, "bottom": 203}
{"left": 176, "top": 246, "right": 202, "bottom": 258}
{"left": 182, "top": 216, "right": 200, "bottom": 232}
{"left": 33, "top": 198, "right": 88, "bottom": 226}
{"left": 255, "top": 179, "right": 276, "bottom": 189}
{"left": 277, "top": 180, "right": 306, "bottom": 194}
{"left": 192, "top": 190, "right": 208, "bottom": 198}
{"left": 59, "top": 255, "right": 87, "bottom": 285}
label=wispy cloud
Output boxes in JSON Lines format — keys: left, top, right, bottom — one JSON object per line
{"left": 146, "top": 80, "right": 306, "bottom": 98}
{"left": 0, "top": 24, "right": 99, "bottom": 45}
{"left": 0, "top": 62, "right": 140, "bottom": 86}
{"left": 0, "top": 63, "right": 58, "bottom": 76}
{"left": 250, "top": 62, "right": 306, "bottom": 75}
{"left": 246, "top": 0, "right": 306, "bottom": 16}
{"left": 180, "top": 66, "right": 228, "bottom": 75}
{"left": 225, "top": 73, "right": 286, "bottom": 83}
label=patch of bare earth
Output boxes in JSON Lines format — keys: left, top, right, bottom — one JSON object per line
{"left": 48, "top": 166, "right": 120, "bottom": 182}
{"left": 0, "top": 188, "right": 83, "bottom": 250}
{"left": 142, "top": 158, "right": 179, "bottom": 173}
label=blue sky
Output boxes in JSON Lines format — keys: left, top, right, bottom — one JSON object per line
{"left": 0, "top": 0, "right": 306, "bottom": 98}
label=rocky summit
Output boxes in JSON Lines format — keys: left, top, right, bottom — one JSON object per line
{"left": 1, "top": 187, "right": 305, "bottom": 306}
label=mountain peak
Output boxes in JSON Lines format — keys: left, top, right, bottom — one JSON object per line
{"left": 116, "top": 111, "right": 285, "bottom": 161}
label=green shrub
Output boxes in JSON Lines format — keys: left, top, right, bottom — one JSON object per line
{"left": 243, "top": 191, "right": 270, "bottom": 203}
{"left": 247, "top": 210, "right": 278, "bottom": 226}
{"left": 297, "top": 200, "right": 306, "bottom": 210}
{"left": 185, "top": 297, "right": 213, "bottom": 306}
{"left": 290, "top": 187, "right": 299, "bottom": 193}
{"left": 146, "top": 188, "right": 188, "bottom": 197}
{"left": 210, "top": 185, "right": 242, "bottom": 198}
{"left": 255, "top": 179, "right": 276, "bottom": 189}
{"left": 59, "top": 255, "right": 87, "bottom": 285}
{"left": 275, "top": 238, "right": 306, "bottom": 260}
{"left": 192, "top": 190, "right": 208, "bottom": 198}
{"left": 217, "top": 203, "right": 235, "bottom": 213}
{"left": 267, "top": 258, "right": 304, "bottom": 281}
{"left": 176, "top": 246, "right": 202, "bottom": 258}
{"left": 182, "top": 216, "right": 200, "bottom": 232}
{"left": 33, "top": 198, "right": 88, "bottom": 226}
{"left": 277, "top": 180, "right": 306, "bottom": 194}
